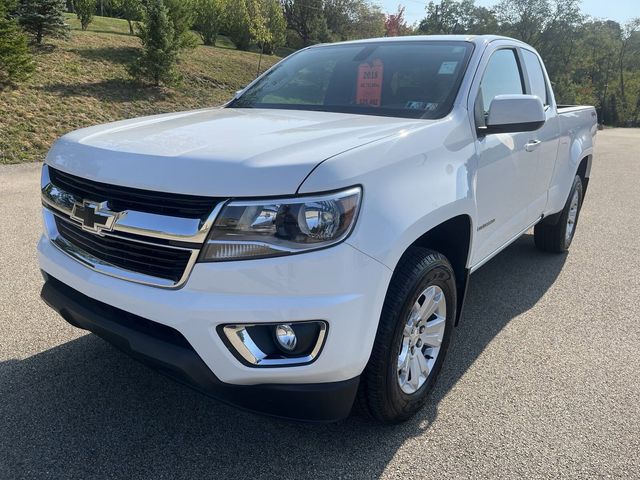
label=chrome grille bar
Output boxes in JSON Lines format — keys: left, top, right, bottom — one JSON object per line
{"left": 42, "top": 165, "right": 225, "bottom": 245}
{"left": 41, "top": 164, "right": 225, "bottom": 289}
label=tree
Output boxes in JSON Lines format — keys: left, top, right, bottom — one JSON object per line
{"left": 385, "top": 5, "right": 410, "bottom": 37}
{"left": 75, "top": 0, "right": 95, "bottom": 31}
{"left": 113, "top": 0, "right": 142, "bottom": 35}
{"left": 164, "top": 0, "right": 197, "bottom": 49}
{"left": 324, "top": 0, "right": 385, "bottom": 40}
{"left": 224, "top": 0, "right": 250, "bottom": 50}
{"left": 470, "top": 5, "right": 498, "bottom": 33}
{"left": 418, "top": 0, "right": 497, "bottom": 34}
{"left": 130, "top": 0, "right": 179, "bottom": 86}
{"left": 282, "top": 0, "right": 327, "bottom": 46}
{"left": 247, "top": 0, "right": 269, "bottom": 49}
{"left": 18, "top": 0, "right": 69, "bottom": 45}
{"left": 96, "top": 0, "right": 107, "bottom": 16}
{"left": 0, "top": 0, "right": 34, "bottom": 87}
{"left": 262, "top": 0, "right": 286, "bottom": 53}
{"left": 618, "top": 18, "right": 640, "bottom": 121}
{"left": 495, "top": 0, "right": 551, "bottom": 44}
{"left": 245, "top": 0, "right": 286, "bottom": 54}
{"left": 348, "top": 2, "right": 385, "bottom": 39}
{"left": 324, "top": 0, "right": 351, "bottom": 39}
{"left": 193, "top": 0, "right": 225, "bottom": 46}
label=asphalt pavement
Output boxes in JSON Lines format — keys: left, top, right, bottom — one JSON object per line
{"left": 1, "top": 129, "right": 639, "bottom": 479}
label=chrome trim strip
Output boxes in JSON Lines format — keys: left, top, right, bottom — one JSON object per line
{"left": 45, "top": 207, "right": 195, "bottom": 251}
{"left": 222, "top": 321, "right": 328, "bottom": 367}
{"left": 203, "top": 239, "right": 311, "bottom": 254}
{"left": 40, "top": 163, "right": 228, "bottom": 289}
{"left": 226, "top": 186, "right": 362, "bottom": 207}
{"left": 43, "top": 207, "right": 200, "bottom": 289}
{"left": 41, "top": 165, "right": 224, "bottom": 245}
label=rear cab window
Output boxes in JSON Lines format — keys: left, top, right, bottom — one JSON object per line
{"left": 521, "top": 49, "right": 549, "bottom": 106}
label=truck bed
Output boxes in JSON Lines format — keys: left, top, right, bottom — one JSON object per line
{"left": 557, "top": 105, "right": 598, "bottom": 116}
{"left": 557, "top": 105, "right": 598, "bottom": 135}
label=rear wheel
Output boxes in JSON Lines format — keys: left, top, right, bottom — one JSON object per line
{"left": 357, "top": 248, "right": 456, "bottom": 423}
{"left": 534, "top": 175, "right": 583, "bottom": 253}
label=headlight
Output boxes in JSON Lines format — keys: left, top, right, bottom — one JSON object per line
{"left": 199, "top": 187, "right": 362, "bottom": 261}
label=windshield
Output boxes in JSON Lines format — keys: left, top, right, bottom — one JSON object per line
{"left": 229, "top": 41, "right": 473, "bottom": 119}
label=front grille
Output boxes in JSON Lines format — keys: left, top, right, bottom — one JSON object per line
{"left": 55, "top": 217, "right": 192, "bottom": 283}
{"left": 49, "top": 167, "right": 219, "bottom": 219}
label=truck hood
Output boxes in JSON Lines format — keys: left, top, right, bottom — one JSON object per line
{"left": 46, "top": 108, "right": 425, "bottom": 197}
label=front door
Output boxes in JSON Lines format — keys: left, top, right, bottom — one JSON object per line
{"left": 471, "top": 47, "right": 542, "bottom": 265}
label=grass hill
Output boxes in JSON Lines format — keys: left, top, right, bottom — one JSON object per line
{"left": 0, "top": 15, "right": 281, "bottom": 164}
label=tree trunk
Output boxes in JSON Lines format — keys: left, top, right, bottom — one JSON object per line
{"left": 619, "top": 42, "right": 627, "bottom": 117}
{"left": 602, "top": 57, "right": 612, "bottom": 125}
{"left": 127, "top": 19, "right": 134, "bottom": 35}
{"left": 203, "top": 32, "right": 216, "bottom": 46}
{"left": 302, "top": 31, "right": 310, "bottom": 46}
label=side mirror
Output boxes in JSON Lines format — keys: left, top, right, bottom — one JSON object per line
{"left": 482, "top": 95, "right": 545, "bottom": 134}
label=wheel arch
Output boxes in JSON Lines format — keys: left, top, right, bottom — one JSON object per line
{"left": 394, "top": 214, "right": 472, "bottom": 326}
{"left": 544, "top": 153, "right": 592, "bottom": 226}
{"left": 576, "top": 154, "right": 591, "bottom": 197}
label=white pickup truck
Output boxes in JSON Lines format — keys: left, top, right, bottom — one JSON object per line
{"left": 39, "top": 35, "right": 597, "bottom": 423}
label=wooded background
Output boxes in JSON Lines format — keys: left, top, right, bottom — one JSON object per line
{"left": 2, "top": 0, "right": 639, "bottom": 127}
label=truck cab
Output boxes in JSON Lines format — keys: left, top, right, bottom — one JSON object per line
{"left": 39, "top": 35, "right": 597, "bottom": 423}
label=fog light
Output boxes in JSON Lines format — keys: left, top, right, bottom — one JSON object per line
{"left": 275, "top": 324, "right": 297, "bottom": 352}
{"left": 219, "top": 321, "right": 327, "bottom": 367}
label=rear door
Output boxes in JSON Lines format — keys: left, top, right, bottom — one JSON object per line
{"left": 519, "top": 48, "right": 561, "bottom": 218}
{"left": 470, "top": 46, "right": 541, "bottom": 265}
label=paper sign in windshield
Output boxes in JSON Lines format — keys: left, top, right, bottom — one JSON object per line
{"left": 356, "top": 59, "right": 384, "bottom": 107}
{"left": 438, "top": 61, "right": 458, "bottom": 75}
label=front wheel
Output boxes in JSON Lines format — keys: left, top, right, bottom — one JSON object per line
{"left": 357, "top": 248, "right": 456, "bottom": 423}
{"left": 534, "top": 175, "right": 584, "bottom": 253}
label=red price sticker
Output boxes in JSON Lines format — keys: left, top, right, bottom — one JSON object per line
{"left": 356, "top": 59, "right": 384, "bottom": 107}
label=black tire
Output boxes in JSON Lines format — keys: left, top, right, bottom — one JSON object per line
{"left": 534, "top": 175, "right": 584, "bottom": 253}
{"left": 357, "top": 248, "right": 456, "bottom": 424}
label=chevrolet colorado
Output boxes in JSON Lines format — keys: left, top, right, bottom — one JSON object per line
{"left": 39, "top": 35, "right": 597, "bottom": 423}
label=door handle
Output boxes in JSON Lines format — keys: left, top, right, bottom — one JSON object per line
{"left": 525, "top": 140, "right": 542, "bottom": 152}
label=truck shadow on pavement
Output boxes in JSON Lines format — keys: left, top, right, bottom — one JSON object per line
{"left": 1, "top": 234, "right": 566, "bottom": 480}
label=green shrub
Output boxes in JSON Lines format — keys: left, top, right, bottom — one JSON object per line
{"left": 260, "top": 0, "right": 286, "bottom": 55}
{"left": 18, "top": 0, "right": 69, "bottom": 45}
{"left": 129, "top": 0, "right": 179, "bottom": 86}
{"left": 224, "top": 0, "right": 250, "bottom": 50}
{"left": 194, "top": 0, "right": 225, "bottom": 46}
{"left": 75, "top": 0, "right": 95, "bottom": 31}
{"left": 0, "top": 0, "right": 35, "bottom": 87}
{"left": 164, "top": 0, "right": 197, "bottom": 49}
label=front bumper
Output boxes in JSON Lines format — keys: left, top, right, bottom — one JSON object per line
{"left": 38, "top": 233, "right": 391, "bottom": 401}
{"left": 41, "top": 274, "right": 359, "bottom": 422}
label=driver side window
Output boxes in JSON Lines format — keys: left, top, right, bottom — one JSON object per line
{"left": 475, "top": 49, "right": 525, "bottom": 127}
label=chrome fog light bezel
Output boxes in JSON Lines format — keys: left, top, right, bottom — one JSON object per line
{"left": 219, "top": 321, "right": 328, "bottom": 368}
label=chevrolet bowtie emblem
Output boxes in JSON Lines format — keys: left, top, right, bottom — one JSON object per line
{"left": 70, "top": 201, "right": 121, "bottom": 234}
